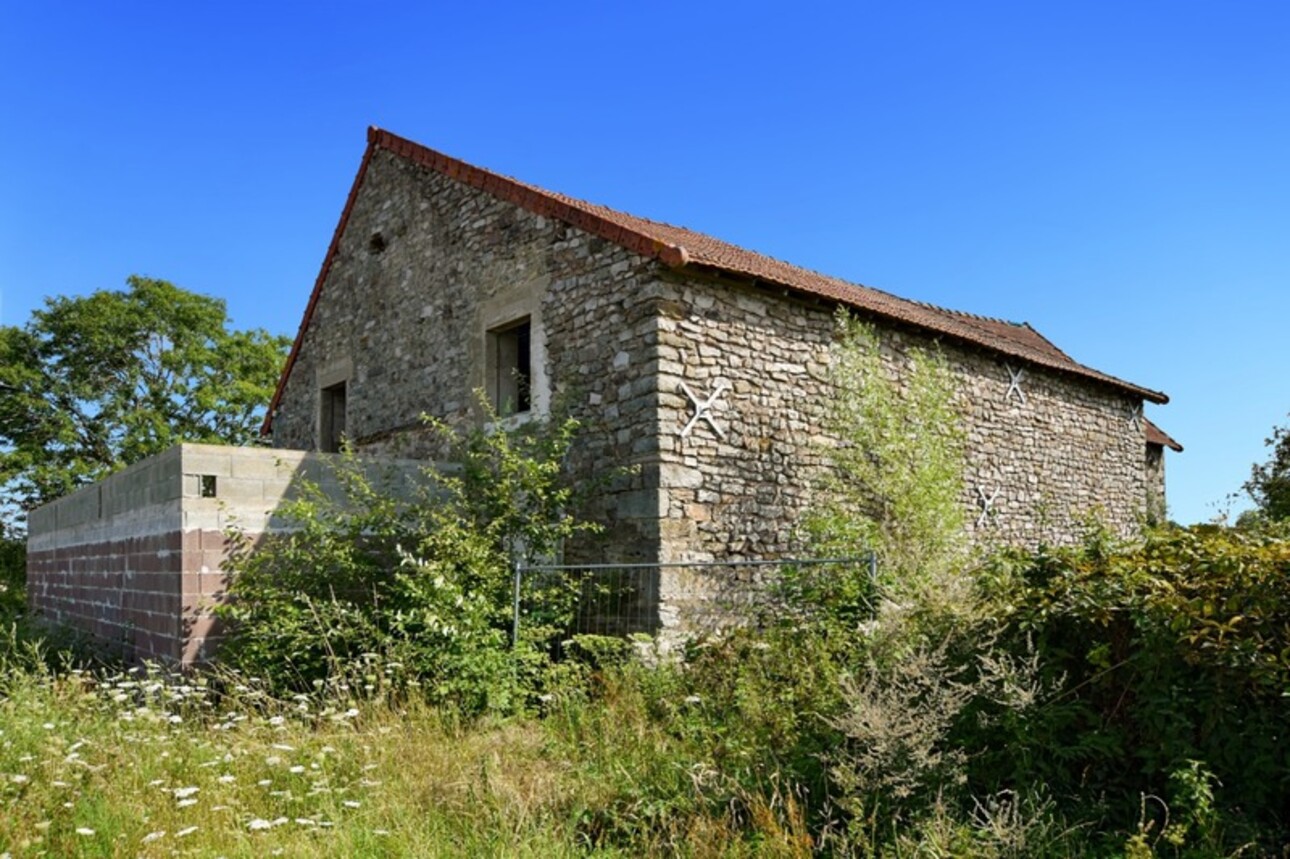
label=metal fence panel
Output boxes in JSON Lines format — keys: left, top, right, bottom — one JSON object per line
{"left": 511, "top": 556, "right": 875, "bottom": 646}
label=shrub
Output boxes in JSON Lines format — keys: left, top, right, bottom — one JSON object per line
{"left": 0, "top": 526, "right": 24, "bottom": 621}
{"left": 218, "top": 404, "right": 597, "bottom": 715}
{"left": 975, "top": 524, "right": 1290, "bottom": 849}
{"left": 804, "top": 310, "right": 968, "bottom": 600}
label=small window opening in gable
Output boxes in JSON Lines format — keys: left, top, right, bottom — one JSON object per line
{"left": 199, "top": 475, "right": 217, "bottom": 498}
{"left": 320, "top": 381, "right": 348, "bottom": 453}
{"left": 488, "top": 318, "right": 532, "bottom": 417}
{"left": 368, "top": 231, "right": 387, "bottom": 254}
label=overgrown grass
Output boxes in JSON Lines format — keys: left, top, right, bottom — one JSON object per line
{"left": 4, "top": 525, "right": 1289, "bottom": 856}
{"left": 0, "top": 650, "right": 818, "bottom": 857}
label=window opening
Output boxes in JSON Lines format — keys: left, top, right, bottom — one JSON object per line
{"left": 488, "top": 318, "right": 532, "bottom": 416}
{"left": 320, "top": 381, "right": 347, "bottom": 453}
{"left": 199, "top": 475, "right": 217, "bottom": 498}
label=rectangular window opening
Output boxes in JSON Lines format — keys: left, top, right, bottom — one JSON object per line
{"left": 199, "top": 475, "right": 218, "bottom": 498}
{"left": 320, "top": 381, "right": 347, "bottom": 453}
{"left": 488, "top": 318, "right": 532, "bottom": 417}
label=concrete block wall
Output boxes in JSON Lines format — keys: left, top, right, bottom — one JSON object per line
{"left": 26, "top": 444, "right": 428, "bottom": 664}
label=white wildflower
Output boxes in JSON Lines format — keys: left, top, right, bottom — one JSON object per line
{"left": 177, "top": 798, "right": 197, "bottom": 808}
{"left": 142, "top": 831, "right": 165, "bottom": 843}
{"left": 218, "top": 774, "right": 235, "bottom": 784}
{"left": 247, "top": 818, "right": 273, "bottom": 831}
{"left": 10, "top": 775, "right": 29, "bottom": 784}
{"left": 343, "top": 800, "right": 361, "bottom": 809}
{"left": 173, "top": 786, "right": 200, "bottom": 799}
{"left": 176, "top": 826, "right": 198, "bottom": 837}
{"left": 289, "top": 765, "right": 305, "bottom": 774}
{"left": 75, "top": 827, "right": 95, "bottom": 836}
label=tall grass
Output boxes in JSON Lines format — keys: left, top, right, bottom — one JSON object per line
{"left": 0, "top": 653, "right": 816, "bottom": 857}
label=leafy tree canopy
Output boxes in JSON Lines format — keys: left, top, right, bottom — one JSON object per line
{"left": 1245, "top": 415, "right": 1290, "bottom": 522}
{"left": 0, "top": 276, "right": 289, "bottom": 526}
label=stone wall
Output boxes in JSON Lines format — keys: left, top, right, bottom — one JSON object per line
{"left": 270, "top": 149, "right": 668, "bottom": 567}
{"left": 1145, "top": 444, "right": 1166, "bottom": 521}
{"left": 26, "top": 444, "right": 422, "bottom": 664}
{"left": 649, "top": 268, "right": 1150, "bottom": 567}
{"left": 266, "top": 146, "right": 1162, "bottom": 646}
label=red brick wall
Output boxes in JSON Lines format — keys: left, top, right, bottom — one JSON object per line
{"left": 27, "top": 532, "right": 185, "bottom": 662}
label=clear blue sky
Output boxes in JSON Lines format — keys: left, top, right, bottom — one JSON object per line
{"left": 2, "top": 1, "right": 1287, "bottom": 524}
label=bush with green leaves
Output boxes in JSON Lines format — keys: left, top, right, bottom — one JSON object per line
{"left": 218, "top": 406, "right": 598, "bottom": 715}
{"left": 974, "top": 523, "right": 1290, "bottom": 851}
{"left": 0, "top": 525, "right": 24, "bottom": 621}
{"left": 799, "top": 310, "right": 969, "bottom": 626}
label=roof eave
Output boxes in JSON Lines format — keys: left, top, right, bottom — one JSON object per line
{"left": 681, "top": 261, "right": 1169, "bottom": 406}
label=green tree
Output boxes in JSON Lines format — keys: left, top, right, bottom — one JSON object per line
{"left": 0, "top": 522, "right": 23, "bottom": 619}
{"left": 0, "top": 276, "right": 289, "bottom": 527}
{"left": 1245, "top": 415, "right": 1290, "bottom": 522}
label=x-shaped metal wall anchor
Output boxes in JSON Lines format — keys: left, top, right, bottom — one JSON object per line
{"left": 1126, "top": 402, "right": 1143, "bottom": 430}
{"left": 679, "top": 380, "right": 731, "bottom": 439}
{"left": 1005, "top": 364, "right": 1026, "bottom": 405}
{"left": 976, "top": 486, "right": 1000, "bottom": 528}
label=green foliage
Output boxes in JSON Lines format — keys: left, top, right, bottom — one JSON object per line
{"left": 219, "top": 405, "right": 597, "bottom": 715}
{"left": 0, "top": 276, "right": 289, "bottom": 527}
{"left": 804, "top": 310, "right": 968, "bottom": 599}
{"left": 1245, "top": 414, "right": 1290, "bottom": 522}
{"left": 976, "top": 524, "right": 1290, "bottom": 849}
{"left": 0, "top": 525, "right": 24, "bottom": 620}
{"left": 5, "top": 526, "right": 1290, "bottom": 853}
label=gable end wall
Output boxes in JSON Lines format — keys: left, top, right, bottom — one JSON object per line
{"left": 270, "top": 149, "right": 668, "bottom": 563}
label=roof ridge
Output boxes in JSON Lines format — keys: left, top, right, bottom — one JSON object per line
{"left": 1017, "top": 321, "right": 1077, "bottom": 361}
{"left": 366, "top": 129, "right": 1166, "bottom": 404}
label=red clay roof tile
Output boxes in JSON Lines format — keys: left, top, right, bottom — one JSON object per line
{"left": 1145, "top": 418, "right": 1183, "bottom": 452}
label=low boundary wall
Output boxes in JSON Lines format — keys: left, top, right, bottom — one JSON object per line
{"left": 26, "top": 444, "right": 424, "bottom": 664}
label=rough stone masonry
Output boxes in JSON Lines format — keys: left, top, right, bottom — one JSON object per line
{"left": 28, "top": 127, "right": 1178, "bottom": 660}
{"left": 263, "top": 128, "right": 1178, "bottom": 641}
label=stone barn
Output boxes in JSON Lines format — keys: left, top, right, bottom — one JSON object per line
{"left": 266, "top": 127, "right": 1180, "bottom": 564}
{"left": 28, "top": 126, "right": 1183, "bottom": 661}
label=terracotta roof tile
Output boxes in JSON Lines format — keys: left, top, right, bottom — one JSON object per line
{"left": 1145, "top": 418, "right": 1183, "bottom": 452}
{"left": 263, "top": 128, "right": 1169, "bottom": 434}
